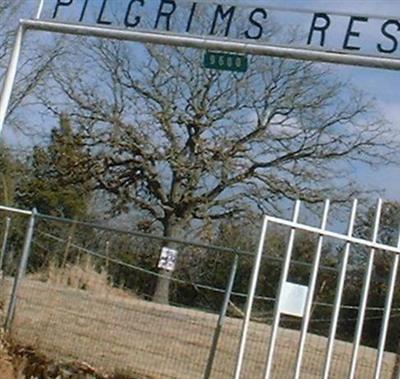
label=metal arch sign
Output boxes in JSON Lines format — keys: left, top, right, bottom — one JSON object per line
{"left": 43, "top": 0, "right": 400, "bottom": 58}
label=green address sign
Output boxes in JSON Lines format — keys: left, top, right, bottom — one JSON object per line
{"left": 204, "top": 51, "right": 248, "bottom": 73}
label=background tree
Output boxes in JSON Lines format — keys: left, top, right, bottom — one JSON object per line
{"left": 0, "top": 144, "right": 24, "bottom": 205}
{"left": 17, "top": 114, "right": 92, "bottom": 219}
{"left": 7, "top": 115, "right": 95, "bottom": 274}
{"left": 36, "top": 37, "right": 396, "bottom": 303}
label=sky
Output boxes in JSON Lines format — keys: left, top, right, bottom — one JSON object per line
{"left": 277, "top": 1, "right": 400, "bottom": 201}
{"left": 2, "top": 0, "right": 400, "bottom": 202}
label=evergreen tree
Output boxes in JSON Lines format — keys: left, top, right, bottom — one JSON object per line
{"left": 0, "top": 144, "right": 24, "bottom": 206}
{"left": 18, "top": 115, "right": 92, "bottom": 219}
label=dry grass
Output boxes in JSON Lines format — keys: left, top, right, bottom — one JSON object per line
{"left": 0, "top": 272, "right": 397, "bottom": 379}
{"left": 28, "top": 259, "right": 128, "bottom": 298}
{"left": 0, "top": 328, "right": 150, "bottom": 378}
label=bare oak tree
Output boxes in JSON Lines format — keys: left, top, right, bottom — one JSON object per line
{"left": 39, "top": 38, "right": 396, "bottom": 303}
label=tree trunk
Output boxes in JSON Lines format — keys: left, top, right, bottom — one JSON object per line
{"left": 152, "top": 221, "right": 181, "bottom": 305}
{"left": 153, "top": 269, "right": 173, "bottom": 304}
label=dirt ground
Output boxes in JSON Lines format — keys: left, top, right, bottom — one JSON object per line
{"left": 0, "top": 278, "right": 396, "bottom": 379}
{"left": 0, "top": 342, "right": 14, "bottom": 379}
{"left": 0, "top": 330, "right": 149, "bottom": 379}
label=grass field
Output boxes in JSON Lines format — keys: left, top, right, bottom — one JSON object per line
{"left": 0, "top": 277, "right": 397, "bottom": 379}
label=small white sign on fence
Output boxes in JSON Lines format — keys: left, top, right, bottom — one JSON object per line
{"left": 158, "top": 247, "right": 178, "bottom": 272}
{"left": 279, "top": 281, "right": 308, "bottom": 318}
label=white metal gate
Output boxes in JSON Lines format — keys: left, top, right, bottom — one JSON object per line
{"left": 235, "top": 198, "right": 400, "bottom": 379}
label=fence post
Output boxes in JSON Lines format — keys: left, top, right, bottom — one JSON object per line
{"left": 204, "top": 253, "right": 239, "bottom": 379}
{"left": 105, "top": 240, "right": 110, "bottom": 272}
{"left": 0, "top": 216, "right": 11, "bottom": 275}
{"left": 4, "top": 208, "right": 36, "bottom": 332}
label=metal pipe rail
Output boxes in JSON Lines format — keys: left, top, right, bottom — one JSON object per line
{"left": 1, "top": 16, "right": 400, "bottom": 135}
{"left": 0, "top": 205, "right": 33, "bottom": 216}
{"left": 266, "top": 215, "right": 400, "bottom": 256}
{"left": 20, "top": 19, "right": 400, "bottom": 71}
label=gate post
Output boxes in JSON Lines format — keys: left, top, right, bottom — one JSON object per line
{"left": 0, "top": 24, "right": 25, "bottom": 136}
{"left": 0, "top": 216, "right": 11, "bottom": 275}
{"left": 204, "top": 253, "right": 239, "bottom": 379}
{"left": 4, "top": 208, "right": 36, "bottom": 331}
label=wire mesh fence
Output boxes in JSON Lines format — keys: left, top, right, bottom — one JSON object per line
{"left": 1, "top": 204, "right": 400, "bottom": 378}
{"left": 0, "top": 207, "right": 255, "bottom": 378}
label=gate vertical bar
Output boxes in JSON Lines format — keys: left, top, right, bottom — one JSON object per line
{"left": 4, "top": 208, "right": 36, "bottom": 331}
{"left": 263, "top": 200, "right": 301, "bottom": 379}
{"left": 322, "top": 199, "right": 358, "bottom": 379}
{"left": 234, "top": 216, "right": 269, "bottom": 379}
{"left": 204, "top": 253, "right": 239, "bottom": 379}
{"left": 0, "top": 216, "right": 11, "bottom": 272}
{"left": 374, "top": 231, "right": 400, "bottom": 378}
{"left": 293, "top": 199, "right": 330, "bottom": 379}
{"left": 348, "top": 198, "right": 382, "bottom": 379}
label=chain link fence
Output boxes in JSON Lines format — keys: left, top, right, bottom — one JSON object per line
{"left": 0, "top": 206, "right": 399, "bottom": 378}
{"left": 0, "top": 207, "right": 258, "bottom": 378}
